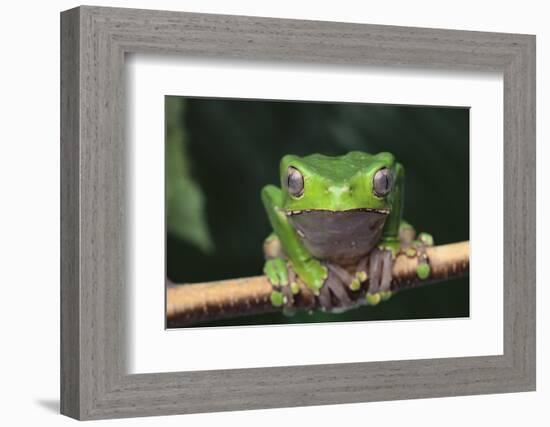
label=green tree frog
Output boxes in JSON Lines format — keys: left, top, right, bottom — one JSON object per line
{"left": 261, "top": 151, "right": 433, "bottom": 311}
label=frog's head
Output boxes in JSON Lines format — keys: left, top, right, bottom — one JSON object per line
{"left": 280, "top": 151, "right": 396, "bottom": 212}
{"left": 279, "top": 151, "right": 398, "bottom": 263}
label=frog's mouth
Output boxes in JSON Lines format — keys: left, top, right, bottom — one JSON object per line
{"left": 286, "top": 208, "right": 390, "bottom": 264}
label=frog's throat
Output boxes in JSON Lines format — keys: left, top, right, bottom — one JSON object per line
{"left": 286, "top": 208, "right": 389, "bottom": 264}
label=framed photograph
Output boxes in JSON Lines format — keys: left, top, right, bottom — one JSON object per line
{"left": 61, "top": 6, "right": 535, "bottom": 420}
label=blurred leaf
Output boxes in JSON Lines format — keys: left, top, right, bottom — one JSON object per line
{"left": 165, "top": 98, "right": 214, "bottom": 253}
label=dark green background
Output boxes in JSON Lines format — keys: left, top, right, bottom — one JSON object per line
{"left": 166, "top": 96, "right": 469, "bottom": 327}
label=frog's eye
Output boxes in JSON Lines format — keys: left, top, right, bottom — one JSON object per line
{"left": 287, "top": 166, "right": 304, "bottom": 198}
{"left": 373, "top": 168, "right": 393, "bottom": 197}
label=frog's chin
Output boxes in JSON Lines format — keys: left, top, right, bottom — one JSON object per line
{"left": 286, "top": 208, "right": 390, "bottom": 264}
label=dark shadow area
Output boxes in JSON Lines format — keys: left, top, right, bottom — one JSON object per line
{"left": 35, "top": 399, "right": 59, "bottom": 413}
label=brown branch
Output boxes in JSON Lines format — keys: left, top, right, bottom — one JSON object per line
{"left": 167, "top": 241, "right": 469, "bottom": 328}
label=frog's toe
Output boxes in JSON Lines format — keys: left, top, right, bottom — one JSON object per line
{"left": 365, "top": 290, "right": 393, "bottom": 306}
{"left": 368, "top": 248, "right": 393, "bottom": 294}
{"left": 398, "top": 222, "right": 416, "bottom": 245}
{"left": 325, "top": 268, "right": 353, "bottom": 309}
{"left": 270, "top": 287, "right": 294, "bottom": 308}
{"left": 264, "top": 260, "right": 279, "bottom": 286}
{"left": 264, "top": 258, "right": 293, "bottom": 308}
{"left": 317, "top": 279, "right": 333, "bottom": 311}
{"left": 380, "top": 290, "right": 393, "bottom": 301}
{"left": 380, "top": 250, "right": 393, "bottom": 292}
{"left": 416, "top": 259, "right": 431, "bottom": 279}
{"left": 270, "top": 290, "right": 285, "bottom": 307}
{"left": 264, "top": 258, "right": 289, "bottom": 287}
{"left": 365, "top": 248, "right": 393, "bottom": 306}
{"left": 418, "top": 232, "right": 434, "bottom": 247}
{"left": 412, "top": 233, "right": 433, "bottom": 280}
{"left": 326, "top": 262, "right": 363, "bottom": 292}
{"left": 368, "top": 249, "right": 382, "bottom": 294}
{"left": 353, "top": 256, "right": 369, "bottom": 291}
{"left": 281, "top": 284, "right": 295, "bottom": 308}
{"left": 365, "top": 292, "right": 381, "bottom": 305}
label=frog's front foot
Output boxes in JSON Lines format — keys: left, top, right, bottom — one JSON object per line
{"left": 366, "top": 248, "right": 394, "bottom": 305}
{"left": 264, "top": 258, "right": 299, "bottom": 308}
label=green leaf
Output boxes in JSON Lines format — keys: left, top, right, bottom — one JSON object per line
{"left": 165, "top": 97, "right": 214, "bottom": 253}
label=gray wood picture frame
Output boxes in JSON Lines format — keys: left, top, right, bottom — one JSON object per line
{"left": 60, "top": 5, "right": 536, "bottom": 420}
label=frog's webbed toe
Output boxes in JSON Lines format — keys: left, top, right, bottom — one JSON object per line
{"left": 366, "top": 248, "right": 393, "bottom": 304}
{"left": 380, "top": 252, "right": 393, "bottom": 292}
{"left": 279, "top": 269, "right": 296, "bottom": 308}
{"left": 326, "top": 267, "right": 354, "bottom": 307}
{"left": 317, "top": 278, "right": 333, "bottom": 311}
